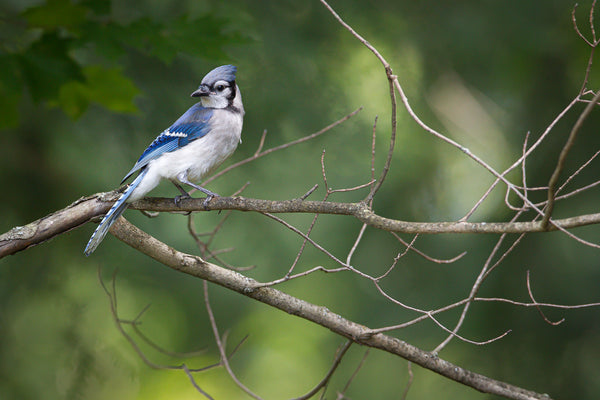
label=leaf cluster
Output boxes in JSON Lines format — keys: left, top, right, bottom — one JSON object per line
{"left": 0, "top": 0, "right": 246, "bottom": 125}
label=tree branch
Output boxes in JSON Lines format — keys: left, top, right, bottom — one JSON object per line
{"left": 0, "top": 191, "right": 122, "bottom": 258}
{"left": 108, "top": 216, "right": 553, "bottom": 400}
{"left": 3, "top": 191, "right": 600, "bottom": 259}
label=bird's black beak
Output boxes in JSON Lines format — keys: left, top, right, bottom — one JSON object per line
{"left": 191, "top": 84, "right": 210, "bottom": 97}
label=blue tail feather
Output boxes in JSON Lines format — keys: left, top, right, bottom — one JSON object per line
{"left": 84, "top": 169, "right": 148, "bottom": 256}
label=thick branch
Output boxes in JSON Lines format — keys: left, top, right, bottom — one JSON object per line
{"left": 0, "top": 191, "right": 121, "bottom": 258}
{"left": 108, "top": 216, "right": 552, "bottom": 400}
{"left": 2, "top": 191, "right": 600, "bottom": 259}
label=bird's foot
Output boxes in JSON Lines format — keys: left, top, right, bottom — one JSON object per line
{"left": 202, "top": 194, "right": 215, "bottom": 209}
{"left": 174, "top": 193, "right": 191, "bottom": 207}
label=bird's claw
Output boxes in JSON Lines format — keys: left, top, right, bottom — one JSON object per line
{"left": 202, "top": 194, "right": 214, "bottom": 209}
{"left": 174, "top": 194, "right": 191, "bottom": 206}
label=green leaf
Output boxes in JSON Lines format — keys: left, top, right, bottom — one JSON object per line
{"left": 57, "top": 65, "right": 140, "bottom": 119}
{"left": 114, "top": 15, "right": 248, "bottom": 64}
{"left": 18, "top": 32, "right": 84, "bottom": 103}
{"left": 82, "top": 65, "right": 140, "bottom": 113}
{"left": 55, "top": 80, "right": 90, "bottom": 119}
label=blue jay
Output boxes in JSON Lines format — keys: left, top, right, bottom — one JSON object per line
{"left": 85, "top": 65, "right": 244, "bottom": 256}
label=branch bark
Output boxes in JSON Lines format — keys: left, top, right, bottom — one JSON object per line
{"left": 0, "top": 191, "right": 121, "bottom": 258}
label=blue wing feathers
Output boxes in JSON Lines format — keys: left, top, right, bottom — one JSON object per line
{"left": 84, "top": 169, "right": 148, "bottom": 256}
{"left": 121, "top": 104, "right": 213, "bottom": 183}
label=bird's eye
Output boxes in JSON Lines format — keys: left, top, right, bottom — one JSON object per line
{"left": 216, "top": 84, "right": 225, "bottom": 92}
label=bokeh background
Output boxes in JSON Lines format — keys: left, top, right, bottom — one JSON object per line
{"left": 1, "top": 0, "right": 600, "bottom": 399}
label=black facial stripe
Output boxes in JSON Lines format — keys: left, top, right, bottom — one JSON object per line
{"left": 227, "top": 80, "right": 236, "bottom": 106}
{"left": 228, "top": 81, "right": 236, "bottom": 98}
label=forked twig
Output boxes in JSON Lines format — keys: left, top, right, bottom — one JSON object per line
{"left": 97, "top": 267, "right": 246, "bottom": 399}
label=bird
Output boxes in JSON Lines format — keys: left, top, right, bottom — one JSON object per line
{"left": 84, "top": 65, "right": 244, "bottom": 256}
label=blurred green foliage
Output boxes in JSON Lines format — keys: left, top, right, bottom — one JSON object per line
{"left": 0, "top": 0, "right": 245, "bottom": 125}
{"left": 1, "top": 0, "right": 600, "bottom": 399}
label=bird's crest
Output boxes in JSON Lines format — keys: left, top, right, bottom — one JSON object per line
{"left": 201, "top": 65, "right": 237, "bottom": 85}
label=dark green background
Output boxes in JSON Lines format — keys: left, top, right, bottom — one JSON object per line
{"left": 1, "top": 0, "right": 599, "bottom": 399}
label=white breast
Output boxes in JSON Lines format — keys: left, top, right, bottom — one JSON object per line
{"left": 154, "top": 109, "right": 243, "bottom": 181}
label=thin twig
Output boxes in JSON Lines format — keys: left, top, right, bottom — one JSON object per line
{"left": 391, "top": 232, "right": 467, "bottom": 264}
{"left": 428, "top": 311, "right": 512, "bottom": 346}
{"left": 521, "top": 132, "right": 530, "bottom": 208}
{"left": 526, "top": 271, "right": 565, "bottom": 326}
{"left": 572, "top": 3, "right": 594, "bottom": 47}
{"left": 182, "top": 364, "right": 215, "bottom": 400}
{"left": 346, "top": 223, "right": 367, "bottom": 265}
{"left": 400, "top": 362, "right": 414, "bottom": 400}
{"left": 475, "top": 297, "right": 600, "bottom": 309}
{"left": 202, "top": 107, "right": 362, "bottom": 186}
{"left": 553, "top": 178, "right": 600, "bottom": 202}
{"left": 375, "top": 235, "right": 419, "bottom": 281}
{"left": 542, "top": 89, "right": 600, "bottom": 228}
{"left": 366, "top": 77, "right": 397, "bottom": 203}
{"left": 336, "top": 348, "right": 369, "bottom": 399}
{"left": 556, "top": 149, "right": 600, "bottom": 195}
{"left": 290, "top": 341, "right": 353, "bottom": 400}
{"left": 203, "top": 280, "right": 263, "bottom": 399}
